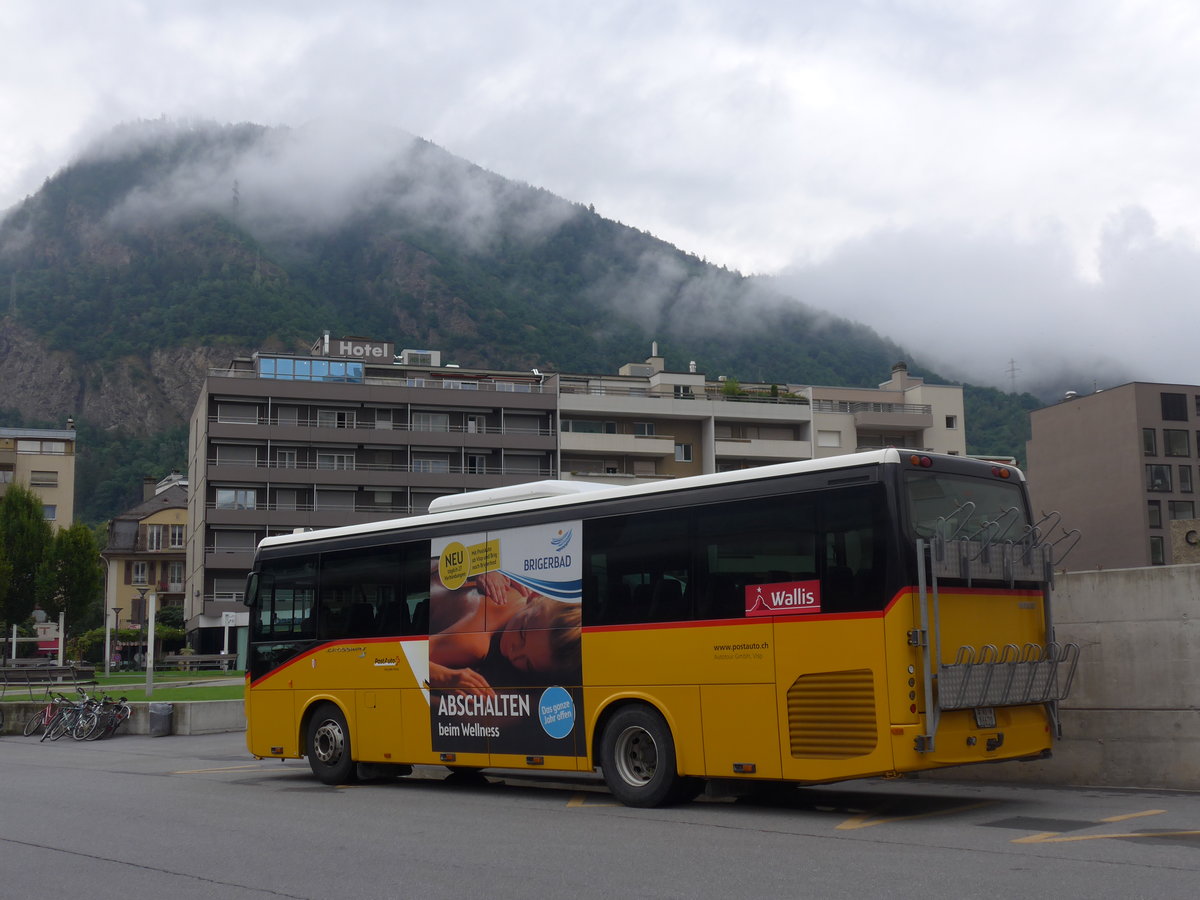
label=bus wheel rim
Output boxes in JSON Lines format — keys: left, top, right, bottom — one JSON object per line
{"left": 613, "top": 725, "right": 658, "bottom": 786}
{"left": 313, "top": 719, "right": 345, "bottom": 765}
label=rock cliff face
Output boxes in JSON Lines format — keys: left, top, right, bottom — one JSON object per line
{"left": 0, "top": 317, "right": 241, "bottom": 431}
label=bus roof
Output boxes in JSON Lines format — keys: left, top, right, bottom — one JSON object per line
{"left": 254, "top": 449, "right": 1013, "bottom": 554}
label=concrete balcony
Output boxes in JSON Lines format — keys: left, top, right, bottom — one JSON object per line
{"left": 715, "top": 438, "right": 813, "bottom": 461}
{"left": 851, "top": 403, "right": 933, "bottom": 432}
{"left": 560, "top": 432, "right": 676, "bottom": 457}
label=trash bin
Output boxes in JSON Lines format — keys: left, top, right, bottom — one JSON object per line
{"left": 148, "top": 702, "right": 174, "bottom": 737}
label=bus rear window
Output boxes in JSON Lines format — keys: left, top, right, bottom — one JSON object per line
{"left": 904, "top": 471, "right": 1030, "bottom": 542}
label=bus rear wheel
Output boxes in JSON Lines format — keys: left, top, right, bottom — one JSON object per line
{"left": 600, "top": 705, "right": 699, "bottom": 808}
{"left": 306, "top": 703, "right": 356, "bottom": 785}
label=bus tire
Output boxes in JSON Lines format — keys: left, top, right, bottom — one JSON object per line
{"left": 599, "top": 705, "right": 697, "bottom": 808}
{"left": 306, "top": 703, "right": 356, "bottom": 785}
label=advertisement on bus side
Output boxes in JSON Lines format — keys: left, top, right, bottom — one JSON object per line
{"left": 428, "top": 521, "right": 584, "bottom": 756}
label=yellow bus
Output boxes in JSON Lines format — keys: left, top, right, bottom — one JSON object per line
{"left": 243, "top": 449, "right": 1078, "bottom": 807}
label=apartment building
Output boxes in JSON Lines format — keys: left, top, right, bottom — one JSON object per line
{"left": 810, "top": 362, "right": 967, "bottom": 458}
{"left": 0, "top": 422, "right": 77, "bottom": 528}
{"left": 558, "top": 345, "right": 814, "bottom": 481}
{"left": 558, "top": 353, "right": 965, "bottom": 482}
{"left": 1027, "top": 382, "right": 1200, "bottom": 570}
{"left": 100, "top": 473, "right": 188, "bottom": 631}
{"left": 186, "top": 336, "right": 557, "bottom": 650}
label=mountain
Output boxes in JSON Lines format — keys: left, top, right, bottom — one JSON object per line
{"left": 0, "top": 119, "right": 1042, "bottom": 522}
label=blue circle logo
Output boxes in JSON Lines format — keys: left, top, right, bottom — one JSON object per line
{"left": 538, "top": 686, "right": 575, "bottom": 739}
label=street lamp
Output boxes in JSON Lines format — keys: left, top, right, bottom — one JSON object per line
{"left": 104, "top": 606, "right": 121, "bottom": 677}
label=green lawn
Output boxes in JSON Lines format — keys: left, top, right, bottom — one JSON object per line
{"left": 1, "top": 672, "right": 245, "bottom": 704}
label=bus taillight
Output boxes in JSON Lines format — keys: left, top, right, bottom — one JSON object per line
{"left": 909, "top": 455, "right": 933, "bottom": 468}
{"left": 991, "top": 467, "right": 1012, "bottom": 479}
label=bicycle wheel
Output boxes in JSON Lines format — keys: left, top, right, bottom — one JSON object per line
{"left": 23, "top": 708, "right": 47, "bottom": 736}
{"left": 41, "top": 711, "right": 65, "bottom": 741}
{"left": 72, "top": 708, "right": 100, "bottom": 741}
{"left": 47, "top": 710, "right": 75, "bottom": 741}
{"left": 85, "top": 710, "right": 111, "bottom": 741}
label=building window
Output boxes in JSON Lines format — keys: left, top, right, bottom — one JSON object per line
{"left": 30, "top": 470, "right": 58, "bottom": 487}
{"left": 1161, "top": 392, "right": 1188, "bottom": 421}
{"left": 1150, "top": 535, "right": 1165, "bottom": 565}
{"left": 1142, "top": 428, "right": 1157, "bottom": 456}
{"left": 317, "top": 409, "right": 356, "bottom": 429}
{"left": 411, "top": 412, "right": 450, "bottom": 432}
{"left": 216, "top": 403, "right": 258, "bottom": 425}
{"left": 562, "top": 419, "right": 617, "bottom": 434}
{"left": 215, "top": 488, "right": 257, "bottom": 510}
{"left": 412, "top": 458, "right": 450, "bottom": 473}
{"left": 17, "top": 440, "right": 67, "bottom": 454}
{"left": 465, "top": 415, "right": 485, "bottom": 434}
{"left": 1182, "top": 466, "right": 1194, "bottom": 494}
{"left": 466, "top": 454, "right": 488, "bottom": 474}
{"left": 945, "top": 415, "right": 958, "bottom": 430}
{"left": 42, "top": 504, "right": 57, "bottom": 521}
{"left": 0, "top": 465, "right": 14, "bottom": 483}
{"left": 1148, "top": 500, "right": 1162, "bottom": 528}
{"left": 147, "top": 525, "right": 164, "bottom": 551}
{"left": 633, "top": 422, "right": 656, "bottom": 436}
{"left": 1164, "top": 430, "right": 1190, "bottom": 457}
{"left": 169, "top": 524, "right": 185, "bottom": 548}
{"left": 316, "top": 453, "right": 355, "bottom": 470}
{"left": 132, "top": 561, "right": 148, "bottom": 585}
{"left": 817, "top": 430, "right": 842, "bottom": 448}
{"left": 275, "top": 449, "right": 297, "bottom": 468}
{"left": 674, "top": 443, "right": 693, "bottom": 463}
{"left": 167, "top": 561, "right": 184, "bottom": 590}
{"left": 1170, "top": 501, "right": 1195, "bottom": 520}
{"left": 1147, "top": 465, "right": 1173, "bottom": 492}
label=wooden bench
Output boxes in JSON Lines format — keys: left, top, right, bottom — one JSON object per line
{"left": 0, "top": 664, "right": 97, "bottom": 699}
{"left": 159, "top": 654, "right": 237, "bottom": 672}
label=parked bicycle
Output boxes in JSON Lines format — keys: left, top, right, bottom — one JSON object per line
{"left": 22, "top": 690, "right": 68, "bottom": 736}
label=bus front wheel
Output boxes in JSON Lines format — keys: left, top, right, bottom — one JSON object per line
{"left": 306, "top": 703, "right": 356, "bottom": 785}
{"left": 599, "top": 705, "right": 698, "bottom": 808}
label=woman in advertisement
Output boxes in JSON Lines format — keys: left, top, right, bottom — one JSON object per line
{"left": 429, "top": 570, "right": 581, "bottom": 696}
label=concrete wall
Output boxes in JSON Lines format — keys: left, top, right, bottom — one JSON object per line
{"left": 935, "top": 564, "right": 1200, "bottom": 790}
{"left": 1, "top": 699, "right": 245, "bottom": 736}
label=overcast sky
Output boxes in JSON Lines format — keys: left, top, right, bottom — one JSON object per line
{"left": 2, "top": 1, "right": 1197, "bottom": 391}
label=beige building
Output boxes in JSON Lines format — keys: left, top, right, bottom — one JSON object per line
{"left": 810, "top": 362, "right": 967, "bottom": 459}
{"left": 558, "top": 353, "right": 966, "bottom": 483}
{"left": 1027, "top": 382, "right": 1200, "bottom": 570}
{"left": 558, "top": 345, "right": 814, "bottom": 482}
{"left": 0, "top": 423, "right": 77, "bottom": 528}
{"left": 100, "top": 473, "right": 188, "bottom": 631}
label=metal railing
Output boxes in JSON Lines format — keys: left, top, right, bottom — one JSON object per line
{"left": 810, "top": 400, "right": 933, "bottom": 415}
{"left": 209, "top": 416, "right": 553, "bottom": 436}
{"left": 558, "top": 381, "right": 811, "bottom": 406}
{"left": 208, "top": 368, "right": 548, "bottom": 393}
{"left": 206, "top": 460, "right": 555, "bottom": 476}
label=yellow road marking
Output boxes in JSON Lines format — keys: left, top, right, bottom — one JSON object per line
{"left": 567, "top": 792, "right": 618, "bottom": 808}
{"left": 1101, "top": 809, "right": 1166, "bottom": 823}
{"left": 1016, "top": 830, "right": 1200, "bottom": 844}
{"left": 837, "top": 801, "right": 996, "bottom": 830}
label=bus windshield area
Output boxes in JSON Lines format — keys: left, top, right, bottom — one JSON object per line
{"left": 903, "top": 471, "right": 1031, "bottom": 544}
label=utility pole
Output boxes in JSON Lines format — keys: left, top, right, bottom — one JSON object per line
{"left": 1006, "top": 358, "right": 1020, "bottom": 394}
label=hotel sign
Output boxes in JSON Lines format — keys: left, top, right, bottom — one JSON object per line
{"left": 329, "top": 338, "right": 394, "bottom": 360}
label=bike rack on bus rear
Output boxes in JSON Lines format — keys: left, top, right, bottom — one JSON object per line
{"left": 910, "top": 509, "right": 1081, "bottom": 752}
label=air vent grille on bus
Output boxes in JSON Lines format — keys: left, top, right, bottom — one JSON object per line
{"left": 787, "top": 669, "right": 878, "bottom": 759}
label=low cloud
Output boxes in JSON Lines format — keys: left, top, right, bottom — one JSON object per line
{"left": 772, "top": 208, "right": 1195, "bottom": 395}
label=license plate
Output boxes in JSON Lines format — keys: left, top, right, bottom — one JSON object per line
{"left": 973, "top": 707, "right": 996, "bottom": 728}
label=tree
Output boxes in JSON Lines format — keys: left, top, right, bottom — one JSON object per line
{"left": 0, "top": 483, "right": 53, "bottom": 629}
{"left": 38, "top": 522, "right": 104, "bottom": 629}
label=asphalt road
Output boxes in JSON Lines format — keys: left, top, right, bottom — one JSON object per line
{"left": 2, "top": 731, "right": 1198, "bottom": 899}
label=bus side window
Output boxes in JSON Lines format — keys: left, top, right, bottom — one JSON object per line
{"left": 585, "top": 511, "right": 691, "bottom": 626}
